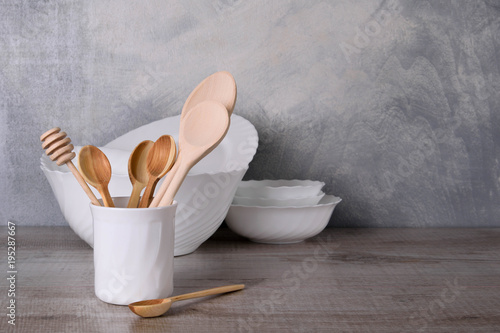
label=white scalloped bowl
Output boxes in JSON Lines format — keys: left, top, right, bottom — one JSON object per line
{"left": 235, "top": 179, "right": 325, "bottom": 200}
{"left": 225, "top": 195, "right": 341, "bottom": 244}
{"left": 41, "top": 114, "right": 258, "bottom": 256}
{"left": 232, "top": 191, "right": 325, "bottom": 207}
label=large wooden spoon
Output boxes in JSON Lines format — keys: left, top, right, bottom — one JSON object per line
{"left": 156, "top": 100, "right": 230, "bottom": 207}
{"left": 129, "top": 284, "right": 244, "bottom": 318}
{"left": 77, "top": 145, "right": 115, "bottom": 207}
{"left": 138, "top": 135, "right": 176, "bottom": 208}
{"left": 127, "top": 140, "right": 154, "bottom": 208}
{"left": 181, "top": 70, "right": 237, "bottom": 119}
{"left": 149, "top": 71, "right": 236, "bottom": 208}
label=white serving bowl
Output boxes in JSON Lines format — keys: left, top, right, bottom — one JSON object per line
{"left": 41, "top": 114, "right": 258, "bottom": 256}
{"left": 235, "top": 179, "right": 325, "bottom": 200}
{"left": 225, "top": 195, "right": 341, "bottom": 244}
{"left": 41, "top": 162, "right": 247, "bottom": 256}
{"left": 232, "top": 191, "right": 325, "bottom": 207}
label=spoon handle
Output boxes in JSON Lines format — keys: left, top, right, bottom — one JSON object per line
{"left": 99, "top": 186, "right": 115, "bottom": 207}
{"left": 170, "top": 284, "right": 245, "bottom": 303}
{"left": 149, "top": 160, "right": 180, "bottom": 208}
{"left": 138, "top": 178, "right": 159, "bottom": 208}
{"left": 67, "top": 161, "right": 101, "bottom": 207}
{"left": 127, "top": 183, "right": 144, "bottom": 208}
{"left": 157, "top": 156, "right": 187, "bottom": 207}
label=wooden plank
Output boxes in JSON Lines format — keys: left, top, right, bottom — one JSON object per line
{"left": 1, "top": 227, "right": 499, "bottom": 332}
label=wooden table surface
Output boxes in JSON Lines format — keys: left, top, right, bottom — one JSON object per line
{"left": 1, "top": 226, "right": 499, "bottom": 332}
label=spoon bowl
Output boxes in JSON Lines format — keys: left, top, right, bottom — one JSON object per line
{"left": 130, "top": 298, "right": 173, "bottom": 318}
{"left": 128, "top": 284, "right": 244, "bottom": 318}
{"left": 127, "top": 140, "right": 154, "bottom": 208}
{"left": 78, "top": 145, "right": 114, "bottom": 207}
{"left": 181, "top": 70, "right": 237, "bottom": 119}
{"left": 157, "top": 100, "right": 230, "bottom": 207}
{"left": 138, "top": 135, "right": 177, "bottom": 208}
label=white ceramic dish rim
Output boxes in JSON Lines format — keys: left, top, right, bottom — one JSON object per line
{"left": 233, "top": 191, "right": 325, "bottom": 201}
{"left": 103, "top": 114, "right": 258, "bottom": 176}
{"left": 40, "top": 114, "right": 258, "bottom": 177}
{"left": 91, "top": 197, "right": 178, "bottom": 211}
{"left": 237, "top": 179, "right": 325, "bottom": 189}
{"left": 40, "top": 156, "right": 250, "bottom": 177}
{"left": 229, "top": 195, "right": 341, "bottom": 209}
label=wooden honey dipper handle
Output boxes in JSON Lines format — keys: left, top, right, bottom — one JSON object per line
{"left": 40, "top": 128, "right": 101, "bottom": 207}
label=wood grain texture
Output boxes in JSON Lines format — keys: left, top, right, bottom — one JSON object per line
{"left": 77, "top": 145, "right": 114, "bottom": 207}
{"left": 137, "top": 135, "right": 176, "bottom": 208}
{"left": 1, "top": 226, "right": 499, "bottom": 332}
{"left": 127, "top": 140, "right": 154, "bottom": 208}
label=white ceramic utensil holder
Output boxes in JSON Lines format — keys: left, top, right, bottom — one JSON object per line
{"left": 90, "top": 197, "right": 177, "bottom": 305}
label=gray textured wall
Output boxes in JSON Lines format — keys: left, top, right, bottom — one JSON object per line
{"left": 1, "top": 0, "right": 500, "bottom": 227}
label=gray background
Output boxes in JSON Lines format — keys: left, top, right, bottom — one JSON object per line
{"left": 1, "top": 0, "right": 499, "bottom": 227}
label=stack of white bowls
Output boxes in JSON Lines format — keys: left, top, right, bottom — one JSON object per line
{"left": 40, "top": 114, "right": 258, "bottom": 256}
{"left": 225, "top": 180, "right": 341, "bottom": 244}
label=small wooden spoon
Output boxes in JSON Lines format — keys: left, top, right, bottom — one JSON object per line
{"left": 157, "top": 100, "right": 230, "bottom": 207}
{"left": 77, "top": 145, "right": 115, "bottom": 207}
{"left": 138, "top": 135, "right": 177, "bottom": 208}
{"left": 128, "top": 284, "right": 245, "bottom": 318}
{"left": 127, "top": 140, "right": 154, "bottom": 208}
{"left": 149, "top": 71, "right": 236, "bottom": 208}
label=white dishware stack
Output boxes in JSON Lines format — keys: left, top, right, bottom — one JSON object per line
{"left": 226, "top": 180, "right": 341, "bottom": 244}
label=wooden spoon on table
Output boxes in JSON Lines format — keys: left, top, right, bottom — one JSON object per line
{"left": 127, "top": 140, "right": 153, "bottom": 208}
{"left": 129, "top": 284, "right": 245, "bottom": 318}
{"left": 156, "top": 100, "right": 230, "bottom": 207}
{"left": 149, "top": 71, "right": 236, "bottom": 207}
{"left": 138, "top": 135, "right": 176, "bottom": 208}
{"left": 77, "top": 145, "right": 114, "bottom": 207}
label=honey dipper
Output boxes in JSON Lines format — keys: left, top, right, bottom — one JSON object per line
{"left": 40, "top": 127, "right": 101, "bottom": 206}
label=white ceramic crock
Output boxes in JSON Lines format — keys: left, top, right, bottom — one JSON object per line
{"left": 90, "top": 197, "right": 177, "bottom": 305}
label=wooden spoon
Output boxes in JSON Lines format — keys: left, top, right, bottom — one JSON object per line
{"left": 149, "top": 71, "right": 236, "bottom": 208}
{"left": 40, "top": 128, "right": 101, "bottom": 206}
{"left": 138, "top": 135, "right": 177, "bottom": 208}
{"left": 157, "top": 100, "right": 230, "bottom": 207}
{"left": 127, "top": 140, "right": 154, "bottom": 208}
{"left": 77, "top": 145, "right": 115, "bottom": 207}
{"left": 181, "top": 70, "right": 237, "bottom": 119}
{"left": 128, "top": 284, "right": 244, "bottom": 318}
